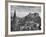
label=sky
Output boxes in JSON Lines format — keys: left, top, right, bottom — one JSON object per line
{"left": 11, "top": 5, "right": 41, "bottom": 18}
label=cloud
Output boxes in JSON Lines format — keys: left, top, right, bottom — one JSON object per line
{"left": 11, "top": 6, "right": 41, "bottom": 17}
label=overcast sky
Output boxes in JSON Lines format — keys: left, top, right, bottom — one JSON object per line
{"left": 11, "top": 5, "right": 41, "bottom": 18}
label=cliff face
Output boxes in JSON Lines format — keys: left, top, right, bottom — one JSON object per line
{"left": 24, "top": 13, "right": 41, "bottom": 24}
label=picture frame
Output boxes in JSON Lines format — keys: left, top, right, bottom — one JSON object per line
{"left": 6, "top": 1, "right": 45, "bottom": 36}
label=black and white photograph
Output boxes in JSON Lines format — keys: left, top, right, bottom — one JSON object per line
{"left": 11, "top": 6, "right": 41, "bottom": 31}
{"left": 8, "top": 2, "right": 44, "bottom": 35}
